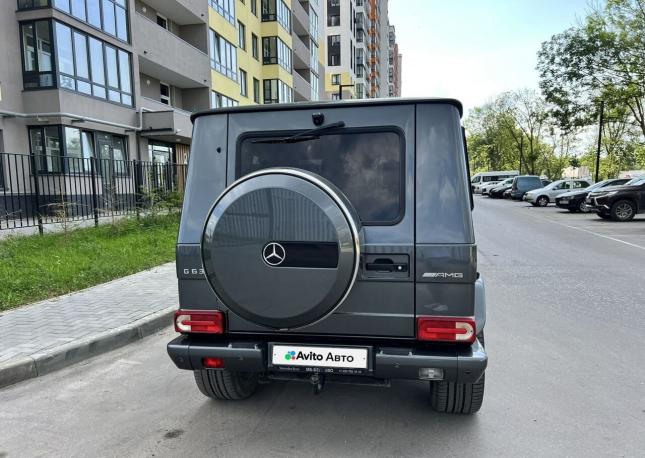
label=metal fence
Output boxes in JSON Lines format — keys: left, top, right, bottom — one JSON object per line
{"left": 0, "top": 152, "right": 187, "bottom": 233}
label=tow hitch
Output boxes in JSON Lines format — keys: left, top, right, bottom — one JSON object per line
{"left": 311, "top": 373, "right": 325, "bottom": 395}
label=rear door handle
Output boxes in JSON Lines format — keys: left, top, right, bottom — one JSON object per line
{"left": 365, "top": 259, "right": 408, "bottom": 273}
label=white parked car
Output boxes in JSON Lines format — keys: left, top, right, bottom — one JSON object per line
{"left": 524, "top": 179, "right": 593, "bottom": 207}
{"left": 471, "top": 170, "right": 519, "bottom": 194}
{"left": 480, "top": 177, "right": 514, "bottom": 195}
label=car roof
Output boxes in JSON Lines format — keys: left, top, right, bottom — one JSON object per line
{"left": 190, "top": 97, "right": 464, "bottom": 122}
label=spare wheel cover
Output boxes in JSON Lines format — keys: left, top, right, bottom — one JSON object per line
{"left": 202, "top": 168, "right": 361, "bottom": 329}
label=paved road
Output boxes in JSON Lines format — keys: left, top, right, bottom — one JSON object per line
{"left": 1, "top": 196, "right": 644, "bottom": 458}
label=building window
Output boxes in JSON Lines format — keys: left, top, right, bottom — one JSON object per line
{"left": 331, "top": 74, "right": 340, "bottom": 85}
{"left": 251, "top": 0, "right": 257, "bottom": 16}
{"left": 261, "top": 0, "right": 291, "bottom": 33}
{"left": 331, "top": 93, "right": 340, "bottom": 100}
{"left": 262, "top": 36, "right": 291, "bottom": 72}
{"left": 327, "top": 14, "right": 340, "bottom": 26}
{"left": 329, "top": 34, "right": 340, "bottom": 46}
{"left": 329, "top": 53, "right": 340, "bottom": 66}
{"left": 238, "top": 21, "right": 246, "bottom": 50}
{"left": 160, "top": 82, "right": 171, "bottom": 105}
{"left": 311, "top": 73, "right": 319, "bottom": 101}
{"left": 29, "top": 126, "right": 128, "bottom": 174}
{"left": 251, "top": 33, "right": 259, "bottom": 60}
{"left": 43, "top": 0, "right": 129, "bottom": 42}
{"left": 157, "top": 14, "right": 168, "bottom": 30}
{"left": 209, "top": 29, "right": 237, "bottom": 80}
{"left": 309, "top": 7, "right": 319, "bottom": 42}
{"left": 211, "top": 91, "right": 239, "bottom": 108}
{"left": 210, "top": 0, "right": 236, "bottom": 24}
{"left": 17, "top": 0, "right": 49, "bottom": 8}
{"left": 149, "top": 141, "right": 174, "bottom": 164}
{"left": 20, "top": 20, "right": 54, "bottom": 89}
{"left": 253, "top": 77, "right": 260, "bottom": 103}
{"left": 239, "top": 69, "right": 248, "bottom": 97}
{"left": 53, "top": 21, "right": 132, "bottom": 105}
{"left": 310, "top": 40, "right": 319, "bottom": 74}
{"left": 263, "top": 79, "right": 292, "bottom": 104}
{"left": 29, "top": 126, "right": 62, "bottom": 173}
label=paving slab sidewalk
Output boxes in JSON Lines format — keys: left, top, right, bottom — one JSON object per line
{"left": 0, "top": 262, "right": 178, "bottom": 388}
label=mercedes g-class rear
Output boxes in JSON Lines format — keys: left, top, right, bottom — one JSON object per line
{"left": 167, "top": 98, "right": 487, "bottom": 414}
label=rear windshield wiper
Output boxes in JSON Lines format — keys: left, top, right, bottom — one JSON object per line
{"left": 252, "top": 121, "right": 346, "bottom": 144}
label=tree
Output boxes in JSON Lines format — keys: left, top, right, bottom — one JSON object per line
{"left": 537, "top": 0, "right": 645, "bottom": 137}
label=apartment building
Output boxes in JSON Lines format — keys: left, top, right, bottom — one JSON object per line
{"left": 0, "top": 0, "right": 330, "bottom": 223}
{"left": 208, "top": 0, "right": 325, "bottom": 107}
{"left": 388, "top": 24, "right": 401, "bottom": 97}
{"left": 324, "top": 0, "right": 396, "bottom": 100}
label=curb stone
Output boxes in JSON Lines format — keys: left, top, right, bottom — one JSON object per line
{"left": 0, "top": 306, "right": 175, "bottom": 389}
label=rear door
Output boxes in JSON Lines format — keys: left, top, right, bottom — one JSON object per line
{"left": 226, "top": 105, "right": 416, "bottom": 337}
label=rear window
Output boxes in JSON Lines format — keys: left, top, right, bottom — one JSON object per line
{"left": 237, "top": 129, "right": 404, "bottom": 224}
{"left": 516, "top": 177, "right": 541, "bottom": 187}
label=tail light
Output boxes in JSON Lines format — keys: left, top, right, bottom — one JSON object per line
{"left": 174, "top": 310, "right": 225, "bottom": 334}
{"left": 417, "top": 316, "right": 476, "bottom": 343}
{"left": 203, "top": 357, "right": 225, "bottom": 369}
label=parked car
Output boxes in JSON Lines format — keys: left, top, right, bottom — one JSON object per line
{"left": 555, "top": 178, "right": 630, "bottom": 212}
{"left": 509, "top": 175, "right": 544, "bottom": 200}
{"left": 471, "top": 170, "right": 519, "bottom": 193}
{"left": 587, "top": 176, "right": 645, "bottom": 221}
{"left": 479, "top": 180, "right": 502, "bottom": 195}
{"left": 524, "top": 179, "right": 593, "bottom": 207}
{"left": 488, "top": 178, "right": 515, "bottom": 198}
{"left": 168, "top": 99, "right": 487, "bottom": 414}
{"left": 482, "top": 177, "right": 513, "bottom": 196}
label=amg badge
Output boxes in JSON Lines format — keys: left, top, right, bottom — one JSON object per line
{"left": 423, "top": 272, "right": 464, "bottom": 279}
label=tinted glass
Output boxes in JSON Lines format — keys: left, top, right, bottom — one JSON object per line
{"left": 102, "top": 0, "right": 116, "bottom": 35}
{"left": 238, "top": 131, "right": 403, "bottom": 223}
{"left": 73, "top": 32, "right": 89, "bottom": 79}
{"left": 89, "top": 37, "right": 104, "bottom": 84}
{"left": 87, "top": 0, "right": 101, "bottom": 27}
{"left": 105, "top": 45, "right": 118, "bottom": 87}
{"left": 516, "top": 177, "right": 542, "bottom": 189}
{"left": 56, "top": 23, "right": 74, "bottom": 76}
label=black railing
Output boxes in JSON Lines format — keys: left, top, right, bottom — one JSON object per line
{"left": 0, "top": 152, "right": 187, "bottom": 233}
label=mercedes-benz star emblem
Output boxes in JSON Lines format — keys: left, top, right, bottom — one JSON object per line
{"left": 262, "top": 242, "right": 286, "bottom": 266}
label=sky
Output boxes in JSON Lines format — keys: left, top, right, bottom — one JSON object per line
{"left": 387, "top": 0, "right": 592, "bottom": 116}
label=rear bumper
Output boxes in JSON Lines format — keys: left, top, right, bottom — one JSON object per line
{"left": 555, "top": 198, "right": 580, "bottom": 210}
{"left": 167, "top": 336, "right": 487, "bottom": 384}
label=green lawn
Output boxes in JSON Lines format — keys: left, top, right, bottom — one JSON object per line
{"left": 0, "top": 214, "right": 179, "bottom": 311}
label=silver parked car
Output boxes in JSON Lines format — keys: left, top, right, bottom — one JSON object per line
{"left": 524, "top": 179, "right": 593, "bottom": 207}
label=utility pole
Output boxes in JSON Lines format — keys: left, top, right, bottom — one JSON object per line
{"left": 595, "top": 100, "right": 604, "bottom": 182}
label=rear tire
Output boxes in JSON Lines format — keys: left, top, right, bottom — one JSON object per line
{"left": 610, "top": 200, "right": 636, "bottom": 222}
{"left": 429, "top": 375, "right": 485, "bottom": 414}
{"left": 429, "top": 331, "right": 485, "bottom": 414}
{"left": 537, "top": 196, "right": 549, "bottom": 207}
{"left": 578, "top": 200, "right": 589, "bottom": 213}
{"left": 194, "top": 369, "right": 259, "bottom": 400}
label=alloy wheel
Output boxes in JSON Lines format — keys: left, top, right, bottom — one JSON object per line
{"left": 615, "top": 202, "right": 634, "bottom": 221}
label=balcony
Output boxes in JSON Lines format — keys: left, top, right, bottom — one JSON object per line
{"left": 142, "top": 0, "right": 207, "bottom": 24}
{"left": 292, "top": 34, "right": 310, "bottom": 71}
{"left": 292, "top": 71, "right": 311, "bottom": 102}
{"left": 292, "top": 0, "right": 309, "bottom": 37}
{"left": 133, "top": 12, "right": 210, "bottom": 89}
{"left": 140, "top": 97, "right": 194, "bottom": 144}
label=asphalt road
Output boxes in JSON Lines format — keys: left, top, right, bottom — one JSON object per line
{"left": 2, "top": 196, "right": 644, "bottom": 458}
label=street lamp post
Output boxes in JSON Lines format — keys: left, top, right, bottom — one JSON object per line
{"left": 595, "top": 100, "right": 605, "bottom": 182}
{"left": 337, "top": 84, "right": 354, "bottom": 100}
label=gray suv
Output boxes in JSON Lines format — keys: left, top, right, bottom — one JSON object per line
{"left": 167, "top": 99, "right": 487, "bottom": 414}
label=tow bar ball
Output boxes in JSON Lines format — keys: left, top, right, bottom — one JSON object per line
{"left": 311, "top": 373, "right": 325, "bottom": 395}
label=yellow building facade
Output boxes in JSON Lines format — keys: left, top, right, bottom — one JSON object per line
{"left": 208, "top": 0, "right": 296, "bottom": 107}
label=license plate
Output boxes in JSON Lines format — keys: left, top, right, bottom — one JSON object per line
{"left": 560, "top": 199, "right": 569, "bottom": 204}
{"left": 271, "top": 345, "right": 368, "bottom": 370}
